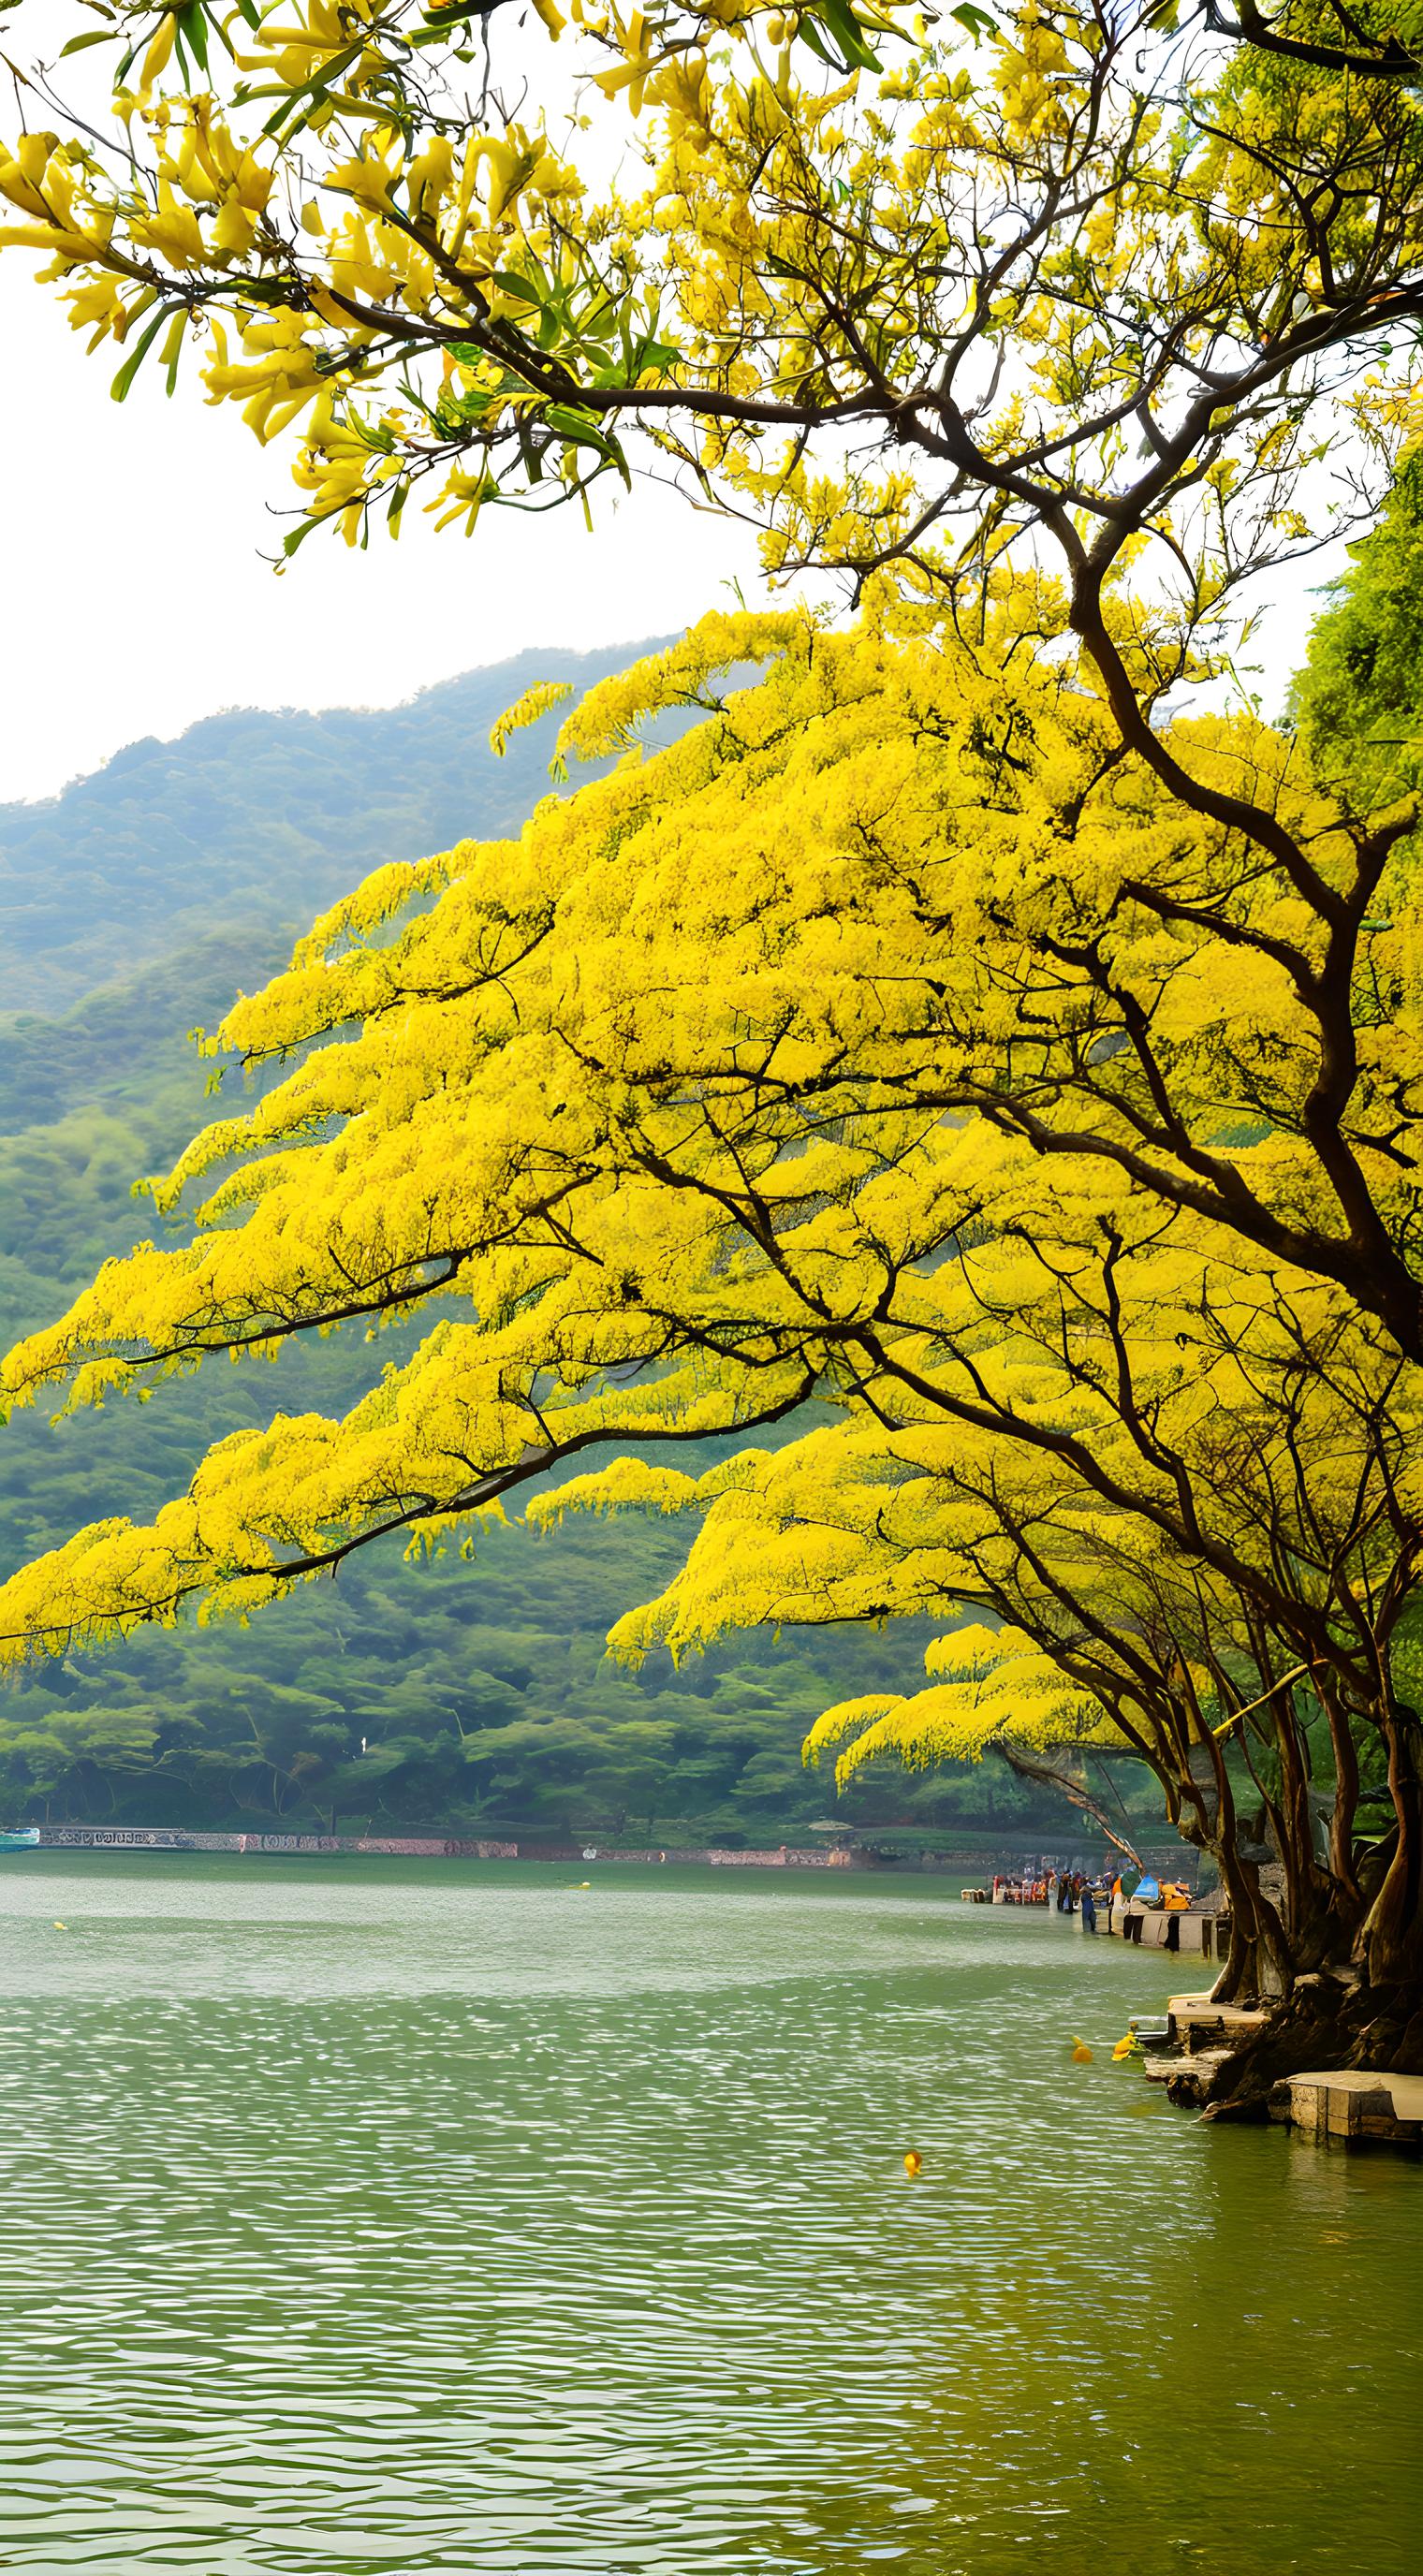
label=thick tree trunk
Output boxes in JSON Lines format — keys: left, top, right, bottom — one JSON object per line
{"left": 1197, "top": 1767, "right": 1423, "bottom": 2119}
{"left": 1360, "top": 1703, "right": 1423, "bottom": 1988}
{"left": 1010, "top": 1684, "right": 1423, "bottom": 2120}
{"left": 1206, "top": 1842, "right": 1358, "bottom": 2005}
{"left": 1206, "top": 1846, "right": 1293, "bottom": 2003}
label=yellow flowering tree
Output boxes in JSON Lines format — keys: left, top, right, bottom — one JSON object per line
{"left": 0, "top": 2, "right": 1419, "bottom": 2112}
{"left": 4, "top": 0, "right": 1423, "bottom": 733}
{"left": 7, "top": 1, "right": 1423, "bottom": 1364}
{"left": 0, "top": 610, "right": 1419, "bottom": 2100}
{"left": 570, "top": 1344, "right": 1416, "bottom": 2062}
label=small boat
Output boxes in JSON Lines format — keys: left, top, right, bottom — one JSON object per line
{"left": 0, "top": 1828, "right": 40, "bottom": 1851}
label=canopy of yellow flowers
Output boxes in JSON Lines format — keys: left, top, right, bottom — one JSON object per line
{"left": 0, "top": 602, "right": 1415, "bottom": 1801}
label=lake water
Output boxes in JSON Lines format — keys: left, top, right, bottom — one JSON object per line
{"left": 0, "top": 1855, "right": 1416, "bottom": 2573}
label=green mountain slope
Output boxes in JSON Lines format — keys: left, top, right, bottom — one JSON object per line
{"left": 0, "top": 642, "right": 667, "bottom": 1017}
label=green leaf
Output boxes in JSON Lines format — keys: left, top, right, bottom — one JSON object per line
{"left": 179, "top": 2, "right": 211, "bottom": 75}
{"left": 796, "top": 15, "right": 848, "bottom": 71}
{"left": 260, "top": 37, "right": 367, "bottom": 139}
{"left": 950, "top": 3, "right": 1000, "bottom": 38}
{"left": 578, "top": 300, "right": 621, "bottom": 346}
{"left": 800, "top": 0, "right": 882, "bottom": 72}
{"left": 110, "top": 305, "right": 179, "bottom": 405}
{"left": 280, "top": 512, "right": 329, "bottom": 561}
{"left": 543, "top": 403, "right": 617, "bottom": 456}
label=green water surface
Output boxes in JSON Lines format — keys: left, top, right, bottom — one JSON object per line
{"left": 0, "top": 1855, "right": 1416, "bottom": 2573}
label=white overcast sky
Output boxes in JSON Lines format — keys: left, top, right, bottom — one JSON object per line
{"left": 0, "top": 256, "right": 770, "bottom": 808}
{"left": 0, "top": 245, "right": 1352, "bottom": 809}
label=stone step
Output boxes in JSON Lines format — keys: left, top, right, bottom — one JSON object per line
{"left": 1271, "top": 2069, "right": 1423, "bottom": 2149}
{"left": 1142, "top": 2047, "right": 1228, "bottom": 2087}
{"left": 1166, "top": 1994, "right": 1269, "bottom": 2048}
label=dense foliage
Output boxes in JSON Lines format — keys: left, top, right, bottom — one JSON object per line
{"left": 1288, "top": 467, "right": 1423, "bottom": 815}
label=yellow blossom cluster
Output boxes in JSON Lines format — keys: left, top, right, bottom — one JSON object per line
{"left": 2, "top": 0, "right": 1419, "bottom": 608}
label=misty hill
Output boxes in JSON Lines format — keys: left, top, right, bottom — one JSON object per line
{"left": 0, "top": 640, "right": 668, "bottom": 1017}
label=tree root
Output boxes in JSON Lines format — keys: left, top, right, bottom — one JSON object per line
{"left": 1198, "top": 1975, "right": 1423, "bottom": 2122}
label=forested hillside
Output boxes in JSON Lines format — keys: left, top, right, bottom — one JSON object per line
{"left": 0, "top": 657, "right": 1073, "bottom": 1845}
{"left": 0, "top": 642, "right": 667, "bottom": 1017}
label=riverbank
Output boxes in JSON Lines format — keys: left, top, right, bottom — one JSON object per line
{"left": 22, "top": 1822, "right": 1205, "bottom": 1874}
{"left": 1136, "top": 1988, "right": 1423, "bottom": 2153}
{"left": 26, "top": 1825, "right": 863, "bottom": 1866}
{"left": 977, "top": 1873, "right": 1226, "bottom": 1959}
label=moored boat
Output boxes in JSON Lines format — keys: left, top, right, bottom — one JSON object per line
{"left": 0, "top": 1827, "right": 40, "bottom": 1851}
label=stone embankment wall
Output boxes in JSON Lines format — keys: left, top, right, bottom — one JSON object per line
{"left": 32, "top": 1828, "right": 1223, "bottom": 1887}
{"left": 34, "top": 1825, "right": 859, "bottom": 1866}
{"left": 38, "top": 1826, "right": 519, "bottom": 1857}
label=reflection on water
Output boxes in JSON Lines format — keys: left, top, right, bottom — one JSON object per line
{"left": 0, "top": 1857, "right": 1416, "bottom": 2573}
